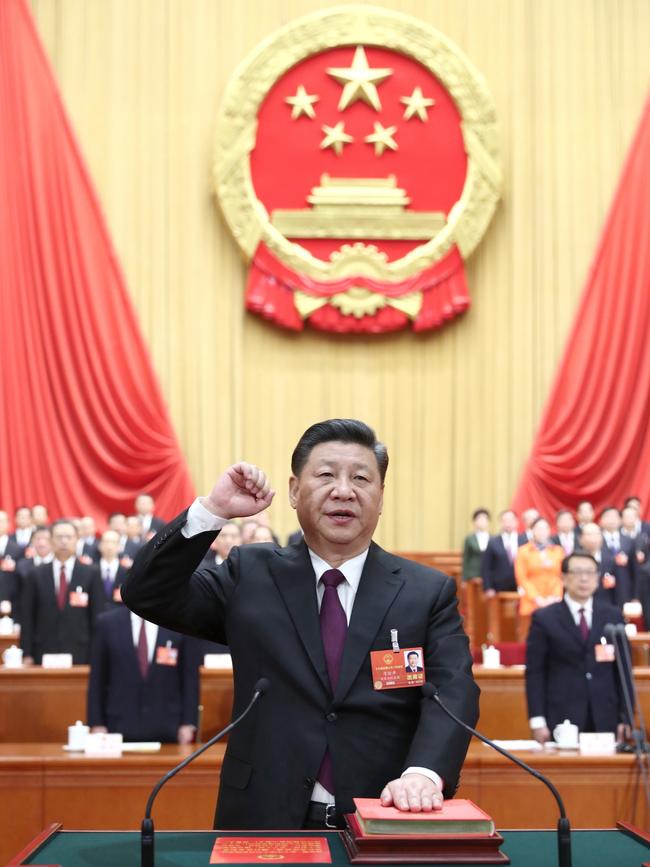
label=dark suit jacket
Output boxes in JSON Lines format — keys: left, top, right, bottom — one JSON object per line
{"left": 601, "top": 534, "right": 636, "bottom": 604}
{"left": 550, "top": 532, "right": 579, "bottom": 554}
{"left": 95, "top": 564, "right": 129, "bottom": 607}
{"left": 461, "top": 533, "right": 487, "bottom": 581}
{"left": 0, "top": 569, "right": 20, "bottom": 621}
{"left": 80, "top": 539, "right": 101, "bottom": 564}
{"left": 122, "top": 511, "right": 479, "bottom": 829}
{"left": 525, "top": 599, "right": 628, "bottom": 733}
{"left": 20, "top": 561, "right": 105, "bottom": 663}
{"left": 1, "top": 538, "right": 23, "bottom": 561}
{"left": 8, "top": 532, "right": 32, "bottom": 555}
{"left": 481, "top": 536, "right": 518, "bottom": 592}
{"left": 122, "top": 537, "right": 145, "bottom": 560}
{"left": 87, "top": 606, "right": 200, "bottom": 742}
{"left": 287, "top": 530, "right": 304, "bottom": 546}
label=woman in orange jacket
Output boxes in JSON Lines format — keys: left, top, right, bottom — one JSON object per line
{"left": 515, "top": 517, "right": 564, "bottom": 620}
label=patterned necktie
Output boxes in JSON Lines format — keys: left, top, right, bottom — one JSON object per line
{"left": 137, "top": 619, "right": 149, "bottom": 679}
{"left": 57, "top": 564, "right": 68, "bottom": 610}
{"left": 316, "top": 569, "right": 347, "bottom": 795}
{"left": 578, "top": 608, "right": 589, "bottom": 642}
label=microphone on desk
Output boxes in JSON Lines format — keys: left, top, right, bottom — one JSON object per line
{"left": 141, "top": 677, "right": 270, "bottom": 867}
{"left": 422, "top": 682, "right": 572, "bottom": 867}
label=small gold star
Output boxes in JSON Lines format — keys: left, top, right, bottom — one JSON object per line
{"left": 400, "top": 86, "right": 435, "bottom": 122}
{"left": 320, "top": 121, "right": 354, "bottom": 156}
{"left": 364, "top": 122, "right": 398, "bottom": 156}
{"left": 285, "top": 85, "right": 319, "bottom": 120}
{"left": 327, "top": 46, "right": 392, "bottom": 112}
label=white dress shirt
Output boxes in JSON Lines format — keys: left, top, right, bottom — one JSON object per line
{"left": 52, "top": 557, "right": 77, "bottom": 593}
{"left": 475, "top": 531, "right": 489, "bottom": 552}
{"left": 183, "top": 498, "right": 444, "bottom": 803}
{"left": 100, "top": 558, "right": 119, "bottom": 582}
{"left": 0, "top": 535, "right": 7, "bottom": 557}
{"left": 129, "top": 612, "right": 159, "bottom": 663}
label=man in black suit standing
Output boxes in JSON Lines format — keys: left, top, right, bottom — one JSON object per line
{"left": 600, "top": 506, "right": 636, "bottom": 603}
{"left": 122, "top": 418, "right": 479, "bottom": 830}
{"left": 96, "top": 530, "right": 129, "bottom": 605}
{"left": 9, "top": 506, "right": 34, "bottom": 555}
{"left": 87, "top": 606, "right": 199, "bottom": 743}
{"left": 77, "top": 516, "right": 101, "bottom": 564}
{"left": 481, "top": 509, "right": 520, "bottom": 596}
{"left": 551, "top": 509, "right": 578, "bottom": 555}
{"left": 526, "top": 552, "right": 630, "bottom": 743}
{"left": 20, "top": 519, "right": 105, "bottom": 664}
{"left": 134, "top": 493, "right": 165, "bottom": 538}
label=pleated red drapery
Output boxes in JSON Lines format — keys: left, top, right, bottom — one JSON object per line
{"left": 0, "top": 0, "right": 195, "bottom": 522}
{"left": 512, "top": 95, "right": 650, "bottom": 518}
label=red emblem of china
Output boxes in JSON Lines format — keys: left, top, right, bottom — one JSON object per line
{"left": 214, "top": 6, "right": 502, "bottom": 334}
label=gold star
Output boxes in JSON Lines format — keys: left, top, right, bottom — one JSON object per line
{"left": 285, "top": 85, "right": 319, "bottom": 120}
{"left": 401, "top": 86, "right": 435, "bottom": 121}
{"left": 364, "top": 122, "right": 398, "bottom": 156}
{"left": 327, "top": 46, "right": 392, "bottom": 112}
{"left": 320, "top": 121, "right": 354, "bottom": 156}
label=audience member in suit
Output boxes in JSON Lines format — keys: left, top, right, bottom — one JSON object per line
{"left": 526, "top": 552, "right": 631, "bottom": 743}
{"left": 199, "top": 521, "right": 241, "bottom": 570}
{"left": 0, "top": 511, "right": 23, "bottom": 562}
{"left": 119, "top": 516, "right": 147, "bottom": 568}
{"left": 77, "top": 516, "right": 100, "bottom": 564}
{"left": 97, "top": 530, "right": 129, "bottom": 606}
{"left": 519, "top": 508, "right": 540, "bottom": 544}
{"left": 482, "top": 509, "right": 520, "bottom": 596}
{"left": 87, "top": 606, "right": 199, "bottom": 743}
{"left": 134, "top": 493, "right": 165, "bottom": 538}
{"left": 12, "top": 528, "right": 54, "bottom": 623}
{"left": 461, "top": 508, "right": 491, "bottom": 582}
{"left": 599, "top": 506, "right": 636, "bottom": 603}
{"left": 287, "top": 529, "right": 304, "bottom": 545}
{"left": 578, "top": 522, "right": 626, "bottom": 608}
{"left": 623, "top": 497, "right": 650, "bottom": 535}
{"left": 240, "top": 519, "right": 261, "bottom": 545}
{"left": 9, "top": 505, "right": 34, "bottom": 556}
{"left": 575, "top": 500, "right": 596, "bottom": 542}
{"left": 20, "top": 519, "right": 105, "bottom": 664}
{"left": 550, "top": 509, "right": 578, "bottom": 555}
{"left": 250, "top": 525, "right": 275, "bottom": 543}
{"left": 108, "top": 512, "right": 128, "bottom": 555}
{"left": 514, "top": 517, "right": 564, "bottom": 619}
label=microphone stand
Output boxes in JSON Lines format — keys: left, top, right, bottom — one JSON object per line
{"left": 606, "top": 623, "right": 650, "bottom": 811}
{"left": 141, "top": 678, "right": 269, "bottom": 867}
{"left": 425, "top": 685, "right": 571, "bottom": 867}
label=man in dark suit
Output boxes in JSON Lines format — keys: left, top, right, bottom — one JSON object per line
{"left": 96, "top": 529, "right": 129, "bottom": 606}
{"left": 526, "top": 552, "right": 630, "bottom": 742}
{"left": 87, "top": 606, "right": 199, "bottom": 743}
{"left": 550, "top": 509, "right": 579, "bottom": 555}
{"left": 20, "top": 519, "right": 105, "bottom": 664}
{"left": 579, "top": 522, "right": 629, "bottom": 608}
{"left": 122, "top": 418, "right": 479, "bottom": 830}
{"left": 134, "top": 493, "right": 165, "bottom": 538}
{"left": 481, "top": 509, "right": 521, "bottom": 595}
{"left": 600, "top": 506, "right": 636, "bottom": 603}
{"left": 623, "top": 497, "right": 650, "bottom": 535}
{"left": 77, "top": 516, "right": 101, "bottom": 564}
{"left": 461, "top": 508, "right": 490, "bottom": 581}
{"left": 9, "top": 505, "right": 34, "bottom": 555}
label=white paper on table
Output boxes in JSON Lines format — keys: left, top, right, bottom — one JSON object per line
{"left": 489, "top": 740, "right": 543, "bottom": 751}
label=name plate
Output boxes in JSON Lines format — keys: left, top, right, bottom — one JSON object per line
{"left": 42, "top": 653, "right": 73, "bottom": 669}
{"left": 84, "top": 732, "right": 123, "bottom": 757}
{"left": 204, "top": 653, "right": 233, "bottom": 670}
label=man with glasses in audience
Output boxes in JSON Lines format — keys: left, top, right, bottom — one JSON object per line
{"left": 526, "top": 552, "right": 630, "bottom": 744}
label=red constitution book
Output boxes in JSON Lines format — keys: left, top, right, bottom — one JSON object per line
{"left": 352, "top": 798, "right": 495, "bottom": 836}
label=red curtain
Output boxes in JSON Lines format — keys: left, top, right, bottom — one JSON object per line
{"left": 0, "top": 0, "right": 195, "bottom": 523}
{"left": 512, "top": 95, "right": 650, "bottom": 518}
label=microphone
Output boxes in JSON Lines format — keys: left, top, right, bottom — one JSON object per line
{"left": 422, "top": 682, "right": 571, "bottom": 867}
{"left": 141, "top": 677, "right": 270, "bottom": 867}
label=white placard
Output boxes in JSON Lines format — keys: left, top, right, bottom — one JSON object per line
{"left": 42, "top": 653, "right": 73, "bottom": 669}
{"left": 84, "top": 732, "right": 123, "bottom": 757}
{"left": 203, "top": 653, "right": 233, "bottom": 670}
{"left": 579, "top": 732, "right": 616, "bottom": 755}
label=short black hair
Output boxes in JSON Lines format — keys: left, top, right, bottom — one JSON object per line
{"left": 624, "top": 496, "right": 641, "bottom": 507}
{"left": 599, "top": 506, "right": 620, "bottom": 518}
{"left": 291, "top": 419, "right": 388, "bottom": 483}
{"left": 51, "top": 518, "right": 78, "bottom": 535}
{"left": 472, "top": 508, "right": 491, "bottom": 521}
{"left": 530, "top": 516, "right": 549, "bottom": 529}
{"left": 556, "top": 508, "right": 574, "bottom": 520}
{"left": 407, "top": 651, "right": 419, "bottom": 659}
{"left": 562, "top": 551, "right": 599, "bottom": 574}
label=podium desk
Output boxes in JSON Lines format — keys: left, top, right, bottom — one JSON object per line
{"left": 1, "top": 743, "right": 648, "bottom": 865}
{"left": 10, "top": 826, "right": 650, "bottom": 867}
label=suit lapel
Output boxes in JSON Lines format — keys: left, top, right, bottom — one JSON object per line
{"left": 557, "top": 598, "right": 587, "bottom": 652}
{"left": 589, "top": 603, "right": 611, "bottom": 645}
{"left": 270, "top": 543, "right": 330, "bottom": 693}
{"left": 334, "top": 543, "right": 404, "bottom": 703}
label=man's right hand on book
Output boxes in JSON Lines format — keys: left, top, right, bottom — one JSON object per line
{"left": 379, "top": 773, "right": 443, "bottom": 812}
{"left": 203, "top": 462, "right": 275, "bottom": 520}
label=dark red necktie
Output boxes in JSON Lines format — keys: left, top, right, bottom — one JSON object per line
{"left": 137, "top": 619, "right": 149, "bottom": 679}
{"left": 57, "top": 564, "right": 68, "bottom": 610}
{"left": 316, "top": 569, "right": 347, "bottom": 795}
{"left": 578, "top": 608, "right": 589, "bottom": 642}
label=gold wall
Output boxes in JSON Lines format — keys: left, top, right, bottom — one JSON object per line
{"left": 29, "top": 0, "right": 649, "bottom": 549}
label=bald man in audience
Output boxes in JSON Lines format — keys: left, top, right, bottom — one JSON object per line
{"left": 576, "top": 523, "right": 619, "bottom": 606}
{"left": 20, "top": 519, "right": 105, "bottom": 664}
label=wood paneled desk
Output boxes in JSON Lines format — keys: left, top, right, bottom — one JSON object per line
{"left": 3, "top": 665, "right": 650, "bottom": 742}
{"left": 1, "top": 742, "right": 647, "bottom": 866}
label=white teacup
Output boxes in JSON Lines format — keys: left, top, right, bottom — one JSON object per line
{"left": 68, "top": 721, "right": 90, "bottom": 750}
{"left": 553, "top": 719, "right": 579, "bottom": 747}
{"left": 2, "top": 645, "right": 23, "bottom": 668}
{"left": 482, "top": 645, "right": 501, "bottom": 668}
{"left": 0, "top": 616, "right": 14, "bottom": 635}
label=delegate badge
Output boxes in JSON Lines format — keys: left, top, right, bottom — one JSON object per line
{"left": 155, "top": 644, "right": 179, "bottom": 666}
{"left": 213, "top": 6, "right": 501, "bottom": 335}
{"left": 371, "top": 646, "right": 425, "bottom": 690}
